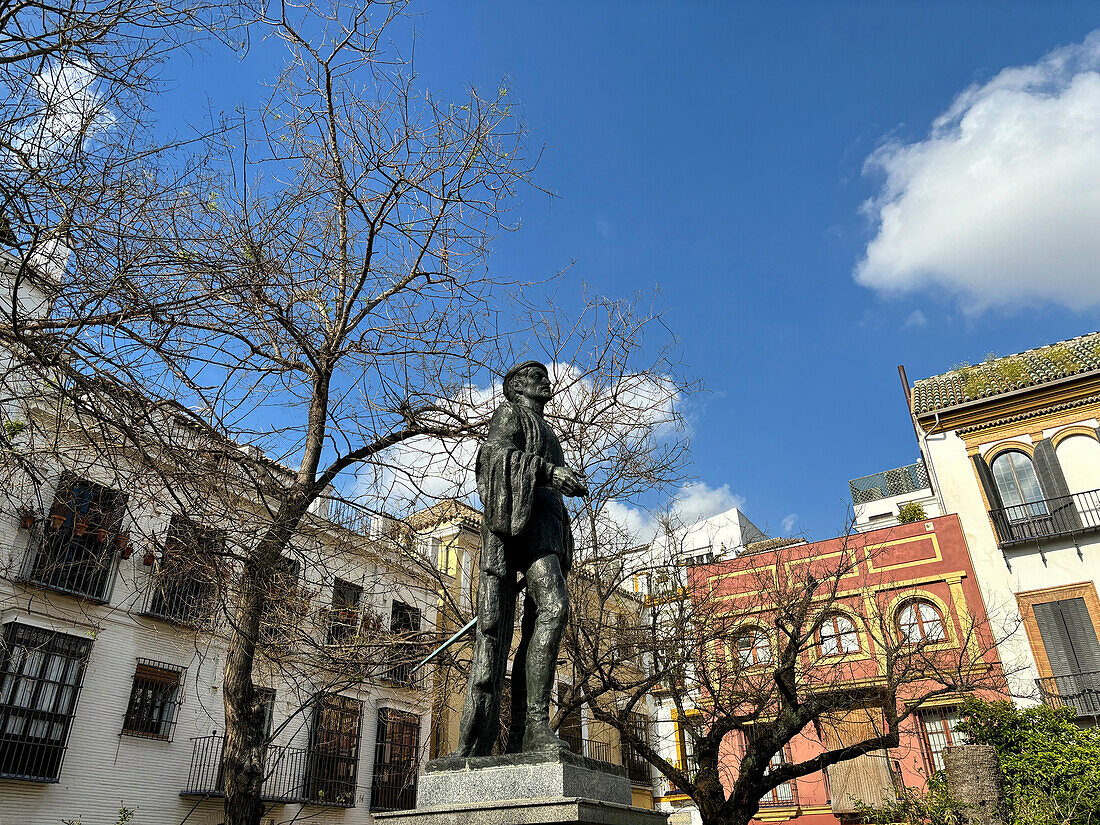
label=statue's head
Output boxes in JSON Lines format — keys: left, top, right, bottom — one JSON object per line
{"left": 503, "top": 360, "right": 552, "bottom": 404}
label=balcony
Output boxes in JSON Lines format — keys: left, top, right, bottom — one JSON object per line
{"left": 849, "top": 461, "right": 930, "bottom": 505}
{"left": 988, "top": 488, "right": 1100, "bottom": 548}
{"left": 181, "top": 735, "right": 355, "bottom": 807}
{"left": 578, "top": 737, "right": 652, "bottom": 786}
{"left": 1037, "top": 670, "right": 1100, "bottom": 717}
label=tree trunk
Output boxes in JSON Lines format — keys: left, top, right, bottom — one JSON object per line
{"left": 222, "top": 501, "right": 306, "bottom": 825}
{"left": 223, "top": 555, "right": 271, "bottom": 825}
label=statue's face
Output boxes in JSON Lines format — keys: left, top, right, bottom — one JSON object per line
{"left": 519, "top": 365, "right": 553, "bottom": 402}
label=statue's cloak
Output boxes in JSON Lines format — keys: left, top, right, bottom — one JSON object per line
{"left": 475, "top": 400, "right": 573, "bottom": 577}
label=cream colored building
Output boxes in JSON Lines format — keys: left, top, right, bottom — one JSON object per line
{"left": 0, "top": 251, "right": 435, "bottom": 825}
{"left": 857, "top": 331, "right": 1100, "bottom": 717}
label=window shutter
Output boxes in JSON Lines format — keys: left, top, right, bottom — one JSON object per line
{"left": 1033, "top": 440, "right": 1081, "bottom": 531}
{"left": 1033, "top": 598, "right": 1100, "bottom": 676}
{"left": 973, "top": 455, "right": 1010, "bottom": 545}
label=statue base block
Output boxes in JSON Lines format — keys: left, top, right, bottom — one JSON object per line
{"left": 373, "top": 751, "right": 669, "bottom": 825}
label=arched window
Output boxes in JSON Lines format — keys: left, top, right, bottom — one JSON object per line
{"left": 991, "top": 450, "right": 1047, "bottom": 516}
{"left": 734, "top": 627, "right": 771, "bottom": 667}
{"left": 897, "top": 600, "right": 946, "bottom": 644}
{"left": 819, "top": 613, "right": 860, "bottom": 655}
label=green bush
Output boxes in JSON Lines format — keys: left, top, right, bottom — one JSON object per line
{"left": 860, "top": 699, "right": 1100, "bottom": 825}
{"left": 897, "top": 502, "right": 927, "bottom": 524}
{"left": 958, "top": 698, "right": 1100, "bottom": 825}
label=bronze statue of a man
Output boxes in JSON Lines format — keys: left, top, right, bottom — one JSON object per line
{"left": 454, "top": 360, "right": 589, "bottom": 756}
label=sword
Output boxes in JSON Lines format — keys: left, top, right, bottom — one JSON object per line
{"left": 411, "top": 575, "right": 528, "bottom": 673}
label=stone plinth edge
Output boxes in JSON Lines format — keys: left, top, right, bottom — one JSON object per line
{"left": 419, "top": 750, "right": 632, "bottom": 807}
{"left": 375, "top": 797, "right": 670, "bottom": 825}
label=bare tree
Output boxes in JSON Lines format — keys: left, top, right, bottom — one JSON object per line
{"left": 564, "top": 516, "right": 1011, "bottom": 825}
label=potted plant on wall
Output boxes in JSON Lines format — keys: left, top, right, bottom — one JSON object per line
{"left": 49, "top": 512, "right": 66, "bottom": 530}
{"left": 16, "top": 507, "right": 37, "bottom": 529}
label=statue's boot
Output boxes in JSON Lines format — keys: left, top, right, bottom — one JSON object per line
{"left": 523, "top": 713, "right": 569, "bottom": 753}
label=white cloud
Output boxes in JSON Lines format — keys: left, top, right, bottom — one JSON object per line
{"left": 600, "top": 481, "right": 747, "bottom": 544}
{"left": 903, "top": 309, "right": 927, "bottom": 328}
{"left": 8, "top": 61, "right": 114, "bottom": 167}
{"left": 857, "top": 31, "right": 1100, "bottom": 312}
{"left": 781, "top": 513, "right": 798, "bottom": 534}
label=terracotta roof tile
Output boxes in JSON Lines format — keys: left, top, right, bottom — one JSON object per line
{"left": 911, "top": 331, "right": 1100, "bottom": 416}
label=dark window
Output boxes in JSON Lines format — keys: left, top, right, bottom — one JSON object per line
{"left": 309, "top": 693, "right": 361, "bottom": 806}
{"left": 745, "top": 728, "right": 796, "bottom": 807}
{"left": 621, "top": 711, "right": 652, "bottom": 785}
{"left": 121, "top": 659, "right": 184, "bottom": 740}
{"left": 260, "top": 557, "right": 303, "bottom": 644}
{"left": 147, "top": 515, "right": 223, "bottom": 626}
{"left": 386, "top": 601, "right": 422, "bottom": 685}
{"left": 370, "top": 707, "right": 420, "bottom": 811}
{"left": 917, "top": 707, "right": 963, "bottom": 773}
{"left": 992, "top": 451, "right": 1048, "bottom": 516}
{"left": 25, "top": 475, "right": 127, "bottom": 602}
{"left": 328, "top": 579, "right": 363, "bottom": 644}
{"left": 0, "top": 623, "right": 92, "bottom": 781}
{"left": 897, "top": 600, "right": 947, "bottom": 644}
{"left": 556, "top": 682, "right": 583, "bottom": 754}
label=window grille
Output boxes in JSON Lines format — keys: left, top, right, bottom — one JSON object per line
{"left": 146, "top": 515, "right": 223, "bottom": 626}
{"left": 745, "top": 728, "right": 797, "bottom": 807}
{"left": 917, "top": 707, "right": 963, "bottom": 773}
{"left": 621, "top": 711, "right": 652, "bottom": 785}
{"left": 370, "top": 707, "right": 419, "bottom": 811}
{"left": 21, "top": 475, "right": 127, "bottom": 602}
{"left": 385, "top": 601, "right": 423, "bottom": 686}
{"left": 0, "top": 622, "right": 92, "bottom": 781}
{"left": 327, "top": 578, "right": 363, "bottom": 645}
{"left": 309, "top": 693, "right": 362, "bottom": 806}
{"left": 121, "top": 659, "right": 185, "bottom": 740}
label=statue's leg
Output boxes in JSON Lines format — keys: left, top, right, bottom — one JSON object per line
{"left": 454, "top": 569, "right": 516, "bottom": 757}
{"left": 521, "top": 553, "right": 570, "bottom": 753}
{"left": 506, "top": 589, "right": 537, "bottom": 752}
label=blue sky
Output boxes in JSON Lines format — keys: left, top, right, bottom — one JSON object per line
{"left": 166, "top": 3, "right": 1100, "bottom": 540}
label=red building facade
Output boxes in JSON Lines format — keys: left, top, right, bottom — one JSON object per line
{"left": 664, "top": 515, "right": 1006, "bottom": 824}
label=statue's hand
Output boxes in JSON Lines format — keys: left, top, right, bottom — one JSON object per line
{"left": 551, "top": 466, "right": 589, "bottom": 498}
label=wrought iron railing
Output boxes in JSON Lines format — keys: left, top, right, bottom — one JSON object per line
{"left": 1037, "top": 670, "right": 1100, "bottom": 716}
{"left": 988, "top": 488, "right": 1100, "bottom": 547}
{"left": 849, "top": 461, "right": 930, "bottom": 505}
{"left": 18, "top": 527, "right": 117, "bottom": 603}
{"left": 582, "top": 738, "right": 613, "bottom": 763}
{"left": 181, "top": 735, "right": 355, "bottom": 807}
{"left": 145, "top": 579, "right": 216, "bottom": 627}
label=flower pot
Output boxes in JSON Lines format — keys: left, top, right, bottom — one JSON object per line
{"left": 18, "top": 511, "right": 36, "bottom": 530}
{"left": 49, "top": 513, "right": 66, "bottom": 530}
{"left": 116, "top": 531, "right": 130, "bottom": 551}
{"left": 74, "top": 520, "right": 88, "bottom": 537}
{"left": 142, "top": 551, "right": 155, "bottom": 566}
{"left": 120, "top": 546, "right": 134, "bottom": 560}
{"left": 95, "top": 527, "right": 109, "bottom": 543}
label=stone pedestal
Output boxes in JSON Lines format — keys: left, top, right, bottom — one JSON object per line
{"left": 375, "top": 751, "right": 669, "bottom": 825}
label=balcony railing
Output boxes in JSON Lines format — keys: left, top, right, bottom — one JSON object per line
{"left": 18, "top": 527, "right": 117, "bottom": 603}
{"left": 849, "top": 461, "right": 930, "bottom": 505}
{"left": 145, "top": 580, "right": 216, "bottom": 628}
{"left": 181, "top": 735, "right": 355, "bottom": 807}
{"left": 576, "top": 737, "right": 652, "bottom": 786}
{"left": 1037, "top": 670, "right": 1100, "bottom": 717}
{"left": 988, "top": 488, "right": 1100, "bottom": 547}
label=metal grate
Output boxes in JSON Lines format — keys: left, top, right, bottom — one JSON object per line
{"left": 0, "top": 622, "right": 92, "bottom": 782}
{"left": 1037, "top": 670, "right": 1100, "bottom": 717}
{"left": 849, "top": 461, "right": 930, "bottom": 505}
{"left": 121, "top": 658, "right": 185, "bottom": 740}
{"left": 18, "top": 475, "right": 127, "bottom": 603}
{"left": 309, "top": 694, "right": 362, "bottom": 806}
{"left": 370, "top": 708, "right": 419, "bottom": 811}
{"left": 989, "top": 488, "right": 1100, "bottom": 547}
{"left": 145, "top": 515, "right": 222, "bottom": 627}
